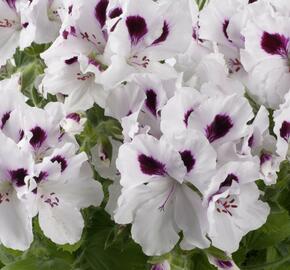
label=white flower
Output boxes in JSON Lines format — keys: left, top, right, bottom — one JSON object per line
{"left": 115, "top": 134, "right": 209, "bottom": 255}
{"left": 0, "top": 131, "right": 33, "bottom": 250}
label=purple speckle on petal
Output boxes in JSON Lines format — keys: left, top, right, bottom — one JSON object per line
{"left": 95, "top": 0, "right": 109, "bottom": 28}
{"left": 29, "top": 126, "right": 47, "bottom": 149}
{"left": 220, "top": 173, "right": 238, "bottom": 189}
{"left": 9, "top": 168, "right": 28, "bottom": 187}
{"left": 65, "top": 56, "right": 78, "bottom": 65}
{"left": 261, "top": 32, "right": 289, "bottom": 57}
{"left": 51, "top": 155, "right": 68, "bottom": 172}
{"left": 145, "top": 89, "right": 158, "bottom": 117}
{"left": 126, "top": 16, "right": 148, "bottom": 45}
{"left": 1, "top": 111, "right": 11, "bottom": 129}
{"left": 216, "top": 259, "right": 233, "bottom": 269}
{"left": 184, "top": 109, "right": 193, "bottom": 127}
{"left": 280, "top": 121, "right": 290, "bottom": 142}
{"left": 179, "top": 150, "right": 195, "bottom": 173}
{"left": 109, "top": 7, "right": 122, "bottom": 19}
{"left": 138, "top": 154, "right": 166, "bottom": 176}
{"left": 206, "top": 114, "right": 233, "bottom": 143}
{"left": 66, "top": 113, "right": 81, "bottom": 123}
{"left": 152, "top": 21, "right": 169, "bottom": 45}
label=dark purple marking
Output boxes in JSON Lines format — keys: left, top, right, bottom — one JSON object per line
{"left": 5, "top": 0, "right": 16, "bottom": 9}
{"left": 206, "top": 114, "right": 233, "bottom": 143}
{"left": 51, "top": 155, "right": 68, "bottom": 172}
{"left": 222, "top": 20, "right": 231, "bottom": 42}
{"left": 110, "top": 18, "right": 121, "bottom": 32}
{"left": 184, "top": 109, "right": 193, "bottom": 127}
{"left": 95, "top": 0, "right": 109, "bottom": 28}
{"left": 248, "top": 134, "right": 254, "bottom": 147}
{"left": 22, "top": 22, "right": 29, "bottom": 28}
{"left": 34, "top": 171, "right": 48, "bottom": 183}
{"left": 179, "top": 150, "right": 195, "bottom": 173}
{"left": 19, "top": 130, "right": 24, "bottom": 141}
{"left": 280, "top": 121, "right": 290, "bottom": 142}
{"left": 126, "top": 16, "right": 148, "bottom": 45}
{"left": 1, "top": 111, "right": 11, "bottom": 129}
{"left": 29, "top": 126, "right": 47, "bottom": 149}
{"left": 138, "top": 154, "right": 166, "bottom": 176}
{"left": 109, "top": 7, "right": 122, "bottom": 19}
{"left": 219, "top": 173, "right": 238, "bottom": 189}
{"left": 260, "top": 153, "right": 272, "bottom": 165}
{"left": 152, "top": 21, "right": 169, "bottom": 45}
{"left": 145, "top": 89, "right": 158, "bottom": 117}
{"left": 65, "top": 56, "right": 78, "bottom": 65}
{"left": 68, "top": 5, "right": 73, "bottom": 14}
{"left": 216, "top": 259, "right": 233, "bottom": 269}
{"left": 261, "top": 32, "right": 289, "bottom": 57}
{"left": 248, "top": 0, "right": 257, "bottom": 3}
{"left": 10, "top": 168, "right": 28, "bottom": 187}
{"left": 66, "top": 113, "right": 81, "bottom": 122}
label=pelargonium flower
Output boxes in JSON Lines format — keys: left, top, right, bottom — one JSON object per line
{"left": 274, "top": 91, "right": 290, "bottom": 159}
{"left": 29, "top": 142, "right": 104, "bottom": 244}
{"left": 0, "top": 0, "right": 34, "bottom": 66}
{"left": 204, "top": 161, "right": 270, "bottom": 253}
{"left": 188, "top": 94, "right": 253, "bottom": 147}
{"left": 241, "top": 6, "right": 290, "bottom": 108}
{"left": 104, "top": 0, "right": 192, "bottom": 87}
{"left": 0, "top": 131, "right": 34, "bottom": 250}
{"left": 115, "top": 134, "right": 209, "bottom": 255}
{"left": 106, "top": 74, "right": 171, "bottom": 140}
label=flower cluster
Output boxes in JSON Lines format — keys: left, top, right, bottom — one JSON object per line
{"left": 0, "top": 0, "right": 289, "bottom": 267}
{"left": 0, "top": 74, "right": 103, "bottom": 250}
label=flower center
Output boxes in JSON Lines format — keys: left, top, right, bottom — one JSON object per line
{"left": 216, "top": 194, "right": 238, "bottom": 216}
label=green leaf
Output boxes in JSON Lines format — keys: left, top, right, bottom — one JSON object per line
{"left": 2, "top": 257, "right": 71, "bottom": 270}
{"left": 246, "top": 209, "right": 290, "bottom": 250}
{"left": 75, "top": 208, "right": 147, "bottom": 270}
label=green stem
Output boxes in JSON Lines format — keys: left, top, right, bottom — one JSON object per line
{"left": 241, "top": 255, "right": 290, "bottom": 270}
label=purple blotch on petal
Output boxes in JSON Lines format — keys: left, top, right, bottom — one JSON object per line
{"left": 280, "top": 121, "right": 290, "bottom": 142}
{"left": 66, "top": 113, "right": 81, "bottom": 123}
{"left": 109, "top": 7, "right": 122, "bottom": 19}
{"left": 29, "top": 126, "right": 47, "bottom": 149}
{"left": 145, "top": 89, "right": 158, "bottom": 117}
{"left": 65, "top": 56, "right": 78, "bottom": 65}
{"left": 22, "top": 22, "right": 29, "bottom": 28}
{"left": 5, "top": 0, "right": 16, "bottom": 9}
{"left": 1, "top": 111, "right": 11, "bottom": 129}
{"left": 34, "top": 171, "right": 48, "bottom": 184}
{"left": 51, "top": 155, "right": 68, "bottom": 172}
{"left": 216, "top": 259, "right": 233, "bottom": 269}
{"left": 261, "top": 32, "right": 289, "bottom": 57}
{"left": 248, "top": 0, "right": 257, "bottom": 3}
{"left": 184, "top": 109, "right": 193, "bottom": 127}
{"left": 126, "top": 16, "right": 148, "bottom": 45}
{"left": 95, "top": 0, "right": 109, "bottom": 28}
{"left": 10, "top": 168, "right": 28, "bottom": 187}
{"left": 260, "top": 153, "right": 272, "bottom": 165}
{"left": 138, "top": 154, "right": 166, "bottom": 176}
{"left": 152, "top": 21, "right": 169, "bottom": 45}
{"left": 179, "top": 150, "right": 195, "bottom": 173}
{"left": 206, "top": 114, "right": 233, "bottom": 143}
{"left": 248, "top": 134, "right": 254, "bottom": 147}
{"left": 220, "top": 173, "right": 238, "bottom": 189}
